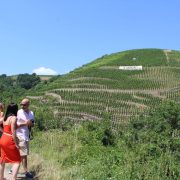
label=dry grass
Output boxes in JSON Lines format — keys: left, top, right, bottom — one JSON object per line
{"left": 29, "top": 152, "right": 79, "bottom": 180}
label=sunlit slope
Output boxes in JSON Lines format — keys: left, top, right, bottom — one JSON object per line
{"left": 27, "top": 49, "right": 180, "bottom": 127}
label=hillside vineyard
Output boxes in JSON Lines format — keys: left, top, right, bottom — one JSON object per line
{"left": 27, "top": 49, "right": 180, "bottom": 129}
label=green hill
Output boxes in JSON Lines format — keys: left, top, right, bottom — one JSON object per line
{"left": 26, "top": 48, "right": 180, "bottom": 130}
{"left": 26, "top": 48, "right": 180, "bottom": 179}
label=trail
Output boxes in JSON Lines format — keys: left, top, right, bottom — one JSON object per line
{"left": 118, "top": 100, "right": 148, "bottom": 108}
{"left": 45, "top": 92, "right": 62, "bottom": 102}
{"left": 54, "top": 111, "right": 102, "bottom": 120}
{"left": 51, "top": 88, "right": 166, "bottom": 98}
{"left": 133, "top": 94, "right": 148, "bottom": 101}
{"left": 164, "top": 49, "right": 171, "bottom": 64}
{"left": 26, "top": 96, "right": 43, "bottom": 100}
{"left": 68, "top": 77, "right": 114, "bottom": 81}
{"left": 4, "top": 164, "right": 32, "bottom": 180}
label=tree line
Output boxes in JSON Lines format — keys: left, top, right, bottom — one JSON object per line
{"left": 0, "top": 73, "right": 41, "bottom": 103}
{"left": 0, "top": 73, "right": 40, "bottom": 90}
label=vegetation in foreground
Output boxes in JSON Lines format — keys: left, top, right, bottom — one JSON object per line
{"left": 0, "top": 49, "right": 179, "bottom": 179}
{"left": 31, "top": 101, "right": 180, "bottom": 180}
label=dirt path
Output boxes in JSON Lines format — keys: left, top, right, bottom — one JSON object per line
{"left": 164, "top": 49, "right": 171, "bottom": 64}
{"left": 118, "top": 100, "right": 148, "bottom": 108}
{"left": 4, "top": 164, "right": 29, "bottom": 180}
{"left": 45, "top": 92, "right": 62, "bottom": 102}
{"left": 68, "top": 76, "right": 114, "bottom": 81}
{"left": 54, "top": 110, "right": 102, "bottom": 120}
{"left": 4, "top": 165, "right": 12, "bottom": 180}
{"left": 51, "top": 88, "right": 166, "bottom": 98}
{"left": 26, "top": 96, "right": 43, "bottom": 100}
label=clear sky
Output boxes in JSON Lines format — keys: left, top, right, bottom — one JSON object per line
{"left": 0, "top": 0, "right": 180, "bottom": 75}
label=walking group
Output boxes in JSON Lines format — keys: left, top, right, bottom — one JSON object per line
{"left": 0, "top": 98, "right": 35, "bottom": 180}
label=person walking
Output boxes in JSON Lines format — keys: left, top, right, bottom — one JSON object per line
{"left": 16, "top": 98, "right": 35, "bottom": 178}
{"left": 0, "top": 103, "right": 21, "bottom": 180}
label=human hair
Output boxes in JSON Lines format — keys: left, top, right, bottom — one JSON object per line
{"left": 4, "top": 103, "right": 18, "bottom": 121}
{"left": 0, "top": 103, "right": 4, "bottom": 112}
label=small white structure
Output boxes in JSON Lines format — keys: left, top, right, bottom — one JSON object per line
{"left": 119, "top": 66, "right": 143, "bottom": 70}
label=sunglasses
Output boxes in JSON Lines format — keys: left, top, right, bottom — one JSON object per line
{"left": 20, "top": 103, "right": 28, "bottom": 106}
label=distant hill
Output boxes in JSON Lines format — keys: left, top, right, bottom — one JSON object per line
{"left": 11, "top": 74, "right": 55, "bottom": 81}
{"left": 26, "top": 49, "right": 180, "bottom": 129}
{"left": 38, "top": 75, "right": 55, "bottom": 81}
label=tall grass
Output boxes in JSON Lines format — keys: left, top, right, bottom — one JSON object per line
{"left": 30, "top": 101, "right": 180, "bottom": 179}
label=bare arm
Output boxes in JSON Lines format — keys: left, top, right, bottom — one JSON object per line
{"left": 0, "top": 113, "right": 4, "bottom": 124}
{"left": 10, "top": 117, "right": 19, "bottom": 148}
{"left": 0, "top": 126, "right": 3, "bottom": 132}
{"left": 0, "top": 113, "right": 4, "bottom": 132}
{"left": 16, "top": 119, "right": 33, "bottom": 129}
{"left": 28, "top": 119, "right": 34, "bottom": 127}
{"left": 16, "top": 121, "right": 28, "bottom": 128}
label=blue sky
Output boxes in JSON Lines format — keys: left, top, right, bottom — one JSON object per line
{"left": 0, "top": 0, "right": 180, "bottom": 75}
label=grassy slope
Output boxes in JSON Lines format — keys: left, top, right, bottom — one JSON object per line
{"left": 26, "top": 48, "right": 180, "bottom": 179}
{"left": 30, "top": 102, "right": 180, "bottom": 179}
{"left": 27, "top": 48, "right": 180, "bottom": 128}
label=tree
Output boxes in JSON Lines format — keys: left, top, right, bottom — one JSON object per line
{"left": 16, "top": 73, "right": 41, "bottom": 89}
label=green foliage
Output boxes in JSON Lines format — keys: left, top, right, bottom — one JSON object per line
{"left": 17, "top": 73, "right": 41, "bottom": 89}
{"left": 0, "top": 74, "right": 26, "bottom": 103}
{"left": 159, "top": 101, "right": 180, "bottom": 129}
{"left": 31, "top": 101, "right": 180, "bottom": 179}
{"left": 77, "top": 120, "right": 112, "bottom": 146}
{"left": 121, "top": 101, "right": 180, "bottom": 179}
{"left": 26, "top": 48, "right": 180, "bottom": 132}
{"left": 0, "top": 74, "right": 13, "bottom": 91}
{"left": 1, "top": 49, "right": 180, "bottom": 179}
{"left": 59, "top": 117, "right": 75, "bottom": 131}
{"left": 34, "top": 107, "right": 59, "bottom": 130}
{"left": 0, "top": 73, "right": 42, "bottom": 104}
{"left": 102, "top": 128, "right": 116, "bottom": 146}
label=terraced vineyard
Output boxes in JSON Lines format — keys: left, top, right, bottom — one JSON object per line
{"left": 27, "top": 49, "right": 180, "bottom": 129}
